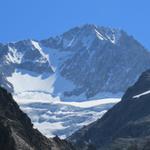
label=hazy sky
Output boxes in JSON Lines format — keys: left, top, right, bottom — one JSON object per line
{"left": 0, "top": 0, "right": 150, "bottom": 49}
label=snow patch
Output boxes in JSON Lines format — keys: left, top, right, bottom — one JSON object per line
{"left": 95, "top": 29, "right": 105, "bottom": 40}
{"left": 5, "top": 46, "right": 23, "bottom": 64}
{"left": 133, "top": 90, "right": 150, "bottom": 98}
{"left": 13, "top": 91, "right": 60, "bottom": 104}
{"left": 31, "top": 40, "right": 49, "bottom": 63}
{"left": 41, "top": 47, "right": 75, "bottom": 97}
{"left": 53, "top": 98, "right": 121, "bottom": 108}
{"left": 7, "top": 70, "right": 55, "bottom": 93}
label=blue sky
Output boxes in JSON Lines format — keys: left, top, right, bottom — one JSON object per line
{"left": 0, "top": 0, "right": 150, "bottom": 49}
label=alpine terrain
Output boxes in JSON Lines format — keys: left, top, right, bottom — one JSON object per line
{"left": 0, "top": 24, "right": 150, "bottom": 137}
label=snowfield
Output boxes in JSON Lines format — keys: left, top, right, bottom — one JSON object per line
{"left": 19, "top": 97, "right": 120, "bottom": 138}
{"left": 51, "top": 98, "right": 120, "bottom": 108}
{"left": 7, "top": 68, "right": 120, "bottom": 138}
{"left": 7, "top": 69, "right": 121, "bottom": 138}
{"left": 7, "top": 70, "right": 55, "bottom": 94}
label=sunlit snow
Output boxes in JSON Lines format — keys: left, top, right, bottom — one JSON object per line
{"left": 133, "top": 90, "right": 150, "bottom": 98}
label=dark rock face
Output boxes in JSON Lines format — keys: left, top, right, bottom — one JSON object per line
{"left": 0, "top": 72, "right": 13, "bottom": 93}
{"left": 0, "top": 87, "right": 75, "bottom": 150}
{"left": 0, "top": 117, "right": 16, "bottom": 150}
{"left": 122, "top": 69, "right": 150, "bottom": 101}
{"left": 68, "top": 69, "right": 150, "bottom": 150}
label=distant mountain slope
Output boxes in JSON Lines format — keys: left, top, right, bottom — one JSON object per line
{"left": 68, "top": 69, "right": 150, "bottom": 150}
{"left": 0, "top": 86, "right": 74, "bottom": 150}
{"left": 0, "top": 24, "right": 150, "bottom": 101}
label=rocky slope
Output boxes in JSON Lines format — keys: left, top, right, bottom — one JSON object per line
{"left": 69, "top": 69, "right": 150, "bottom": 150}
{"left": 0, "top": 86, "right": 74, "bottom": 150}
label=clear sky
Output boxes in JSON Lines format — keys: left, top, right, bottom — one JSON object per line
{"left": 0, "top": 0, "right": 150, "bottom": 49}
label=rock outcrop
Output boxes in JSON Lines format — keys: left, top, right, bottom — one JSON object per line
{"left": 0, "top": 87, "right": 74, "bottom": 150}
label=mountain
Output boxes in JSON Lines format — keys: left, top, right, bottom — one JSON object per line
{"left": 40, "top": 24, "right": 150, "bottom": 100}
{"left": 0, "top": 86, "right": 74, "bottom": 150}
{"left": 1, "top": 24, "right": 150, "bottom": 101}
{"left": 0, "top": 24, "right": 150, "bottom": 138}
{"left": 68, "top": 69, "right": 150, "bottom": 150}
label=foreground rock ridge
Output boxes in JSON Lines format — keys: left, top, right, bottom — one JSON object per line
{"left": 69, "top": 69, "right": 150, "bottom": 150}
{"left": 0, "top": 87, "right": 75, "bottom": 150}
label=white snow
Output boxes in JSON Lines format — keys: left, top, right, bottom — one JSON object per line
{"left": 7, "top": 67, "right": 75, "bottom": 103}
{"left": 41, "top": 47, "right": 75, "bottom": 96}
{"left": 106, "top": 34, "right": 116, "bottom": 44}
{"left": 67, "top": 38, "right": 75, "bottom": 47}
{"left": 34, "top": 121, "right": 67, "bottom": 138}
{"left": 133, "top": 90, "right": 150, "bottom": 98}
{"left": 7, "top": 67, "right": 121, "bottom": 139}
{"left": 95, "top": 29, "right": 106, "bottom": 40}
{"left": 94, "top": 28, "right": 121, "bottom": 44}
{"left": 31, "top": 40, "right": 49, "bottom": 63}
{"left": 53, "top": 98, "right": 120, "bottom": 108}
{"left": 31, "top": 40, "right": 42, "bottom": 51}
{"left": 5, "top": 46, "right": 23, "bottom": 64}
{"left": 13, "top": 91, "right": 60, "bottom": 104}
{"left": 20, "top": 98, "right": 120, "bottom": 138}
{"left": 52, "top": 72, "right": 75, "bottom": 98}
{"left": 7, "top": 70, "right": 55, "bottom": 93}
{"left": 7, "top": 69, "right": 59, "bottom": 104}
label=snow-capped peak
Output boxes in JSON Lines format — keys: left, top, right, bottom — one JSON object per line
{"left": 93, "top": 26, "right": 121, "bottom": 44}
{"left": 52, "top": 24, "right": 122, "bottom": 49}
